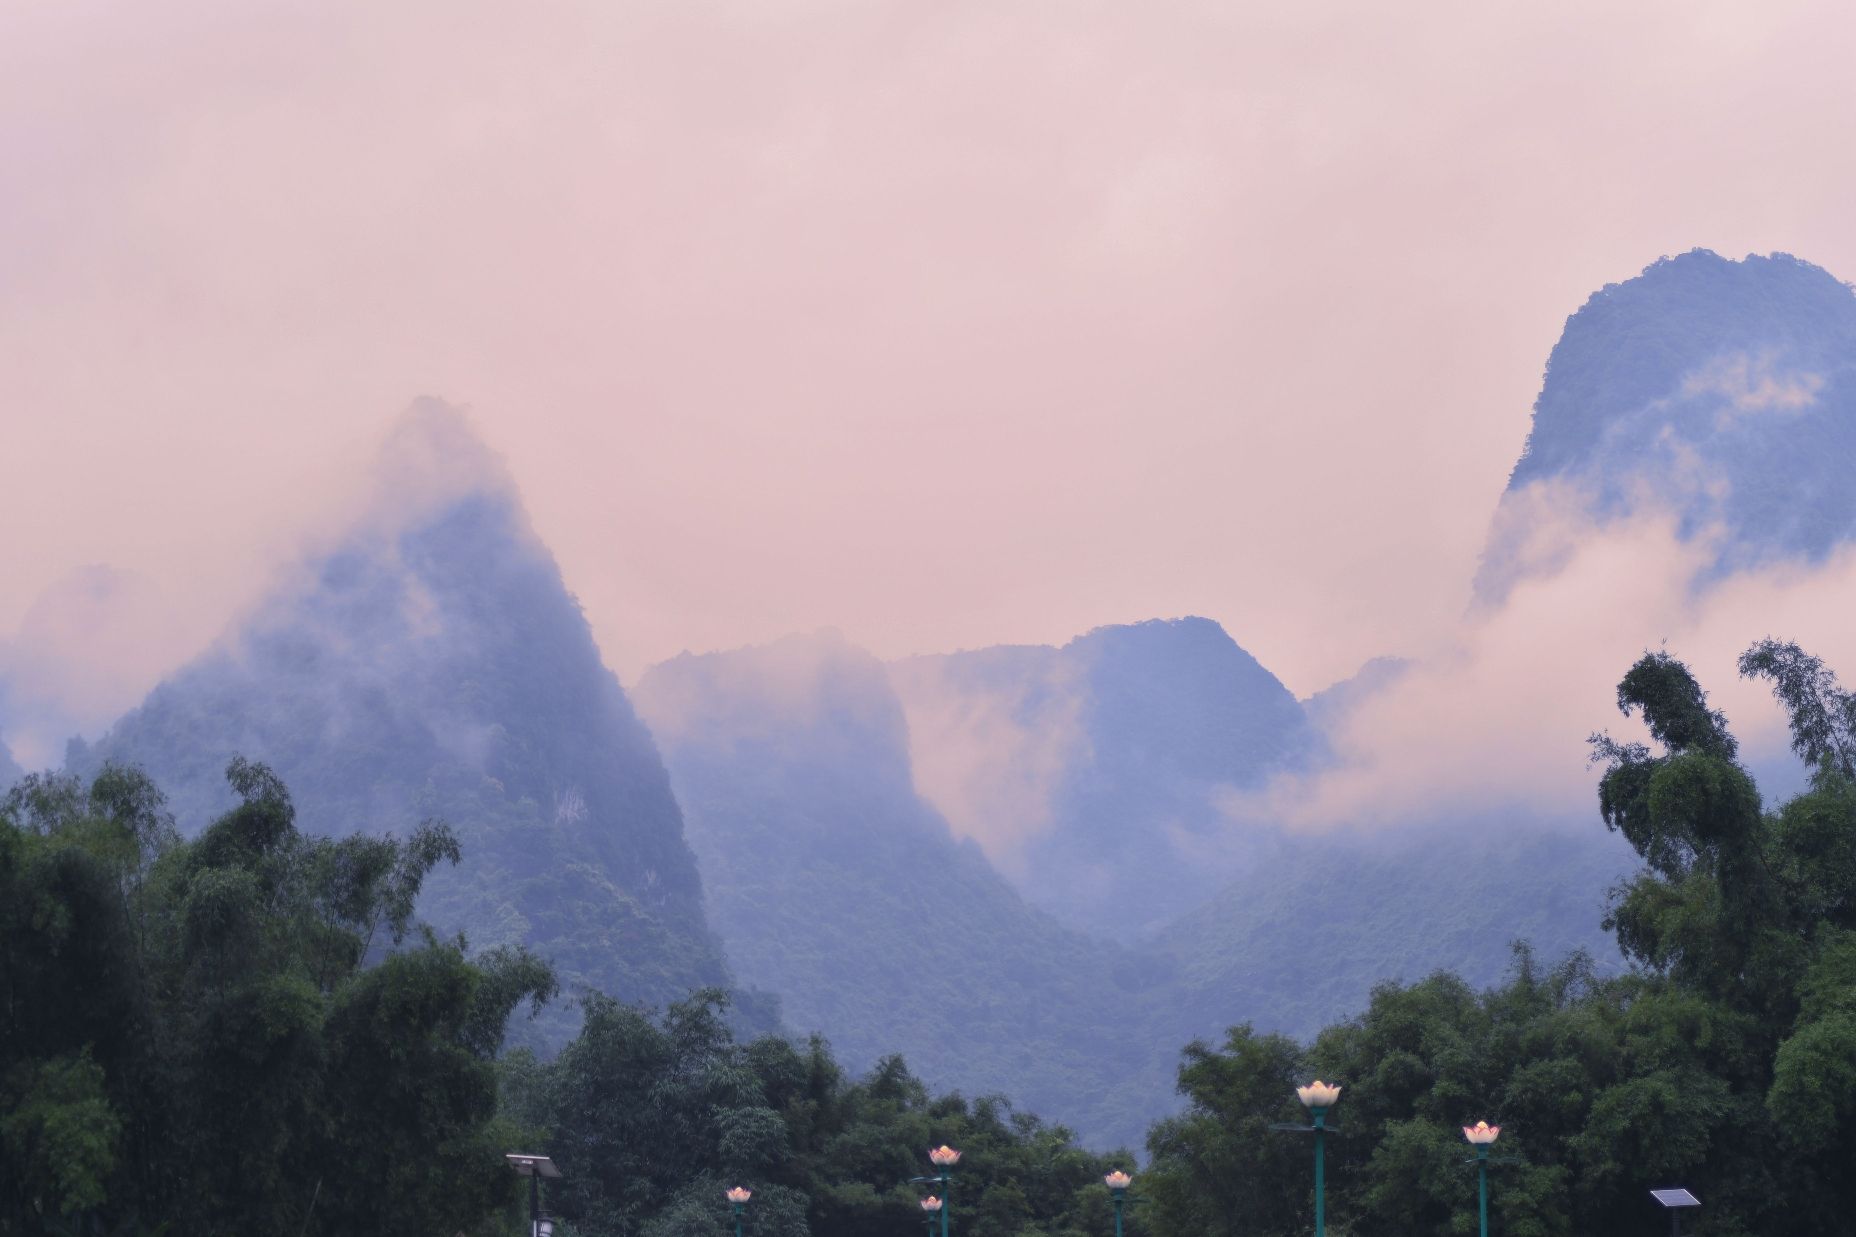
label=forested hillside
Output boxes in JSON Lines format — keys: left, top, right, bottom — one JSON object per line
{"left": 73, "top": 403, "right": 738, "bottom": 1035}
{"left": 634, "top": 632, "right": 1175, "bottom": 1150}
{"left": 1144, "top": 824, "right": 1634, "bottom": 1046}
{"left": 1483, "top": 249, "right": 1856, "bottom": 600}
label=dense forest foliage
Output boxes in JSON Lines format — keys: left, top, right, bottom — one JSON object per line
{"left": 5, "top": 639, "right": 1854, "bottom": 1234}
{"left": 0, "top": 758, "right": 556, "bottom": 1233}
{"left": 0, "top": 757, "right": 1140, "bottom": 1235}
{"left": 1141, "top": 640, "right": 1856, "bottom": 1237}
{"left": 500, "top": 991, "right": 1138, "bottom": 1237}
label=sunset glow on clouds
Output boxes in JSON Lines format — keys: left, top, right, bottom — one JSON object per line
{"left": 5, "top": 0, "right": 1856, "bottom": 774}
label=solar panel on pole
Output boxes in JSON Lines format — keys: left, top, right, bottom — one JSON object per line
{"left": 1650, "top": 1187, "right": 1699, "bottom": 1237}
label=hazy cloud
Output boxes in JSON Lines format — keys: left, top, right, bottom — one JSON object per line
{"left": 887, "top": 652, "right": 1089, "bottom": 877}
{"left": 0, "top": 565, "right": 199, "bottom": 767}
{"left": 1681, "top": 352, "right": 1825, "bottom": 426}
{"left": 8, "top": 0, "right": 1856, "bottom": 711}
{"left": 1224, "top": 494, "right": 1852, "bottom": 836}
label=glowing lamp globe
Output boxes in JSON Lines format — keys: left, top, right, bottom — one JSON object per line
{"left": 1296, "top": 1080, "right": 1343, "bottom": 1108}
{"left": 1463, "top": 1122, "right": 1501, "bottom": 1145}
{"left": 921, "top": 1196, "right": 944, "bottom": 1212}
{"left": 1105, "top": 1171, "right": 1132, "bottom": 1191}
{"left": 928, "top": 1146, "right": 962, "bottom": 1167}
{"left": 725, "top": 1187, "right": 753, "bottom": 1204}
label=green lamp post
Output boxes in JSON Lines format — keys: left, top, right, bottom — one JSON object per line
{"left": 1463, "top": 1123, "right": 1499, "bottom": 1237}
{"left": 910, "top": 1145, "right": 961, "bottom": 1237}
{"left": 1104, "top": 1170, "right": 1133, "bottom": 1237}
{"left": 920, "top": 1193, "right": 943, "bottom": 1237}
{"left": 725, "top": 1186, "right": 752, "bottom": 1237}
{"left": 1271, "top": 1081, "right": 1342, "bottom": 1237}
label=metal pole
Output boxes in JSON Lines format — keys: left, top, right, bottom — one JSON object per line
{"left": 1113, "top": 1193, "right": 1124, "bottom": 1237}
{"left": 1313, "top": 1107, "right": 1326, "bottom": 1237}
{"left": 1477, "top": 1147, "right": 1488, "bottom": 1237}
{"left": 530, "top": 1173, "right": 540, "bottom": 1237}
{"left": 940, "top": 1172, "right": 952, "bottom": 1237}
{"left": 733, "top": 1202, "right": 745, "bottom": 1237}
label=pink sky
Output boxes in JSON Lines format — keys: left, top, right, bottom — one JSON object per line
{"left": 5, "top": 0, "right": 1856, "bottom": 744}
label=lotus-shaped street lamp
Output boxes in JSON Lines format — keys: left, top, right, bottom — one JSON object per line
{"left": 1461, "top": 1120, "right": 1513, "bottom": 1237}
{"left": 920, "top": 1196, "right": 943, "bottom": 1212}
{"left": 1104, "top": 1170, "right": 1134, "bottom": 1237}
{"left": 726, "top": 1186, "right": 752, "bottom": 1237}
{"left": 1274, "top": 1083, "right": 1344, "bottom": 1237}
{"left": 1297, "top": 1080, "right": 1343, "bottom": 1109}
{"left": 914, "top": 1147, "right": 960, "bottom": 1237}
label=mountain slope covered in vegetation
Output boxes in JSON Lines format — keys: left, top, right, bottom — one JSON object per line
{"left": 77, "top": 403, "right": 734, "bottom": 1031}
{"left": 1483, "top": 249, "right": 1856, "bottom": 600}
{"left": 635, "top": 631, "right": 1175, "bottom": 1149}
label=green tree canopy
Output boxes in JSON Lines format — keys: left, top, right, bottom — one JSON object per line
{"left": 0, "top": 758, "right": 555, "bottom": 1234}
{"left": 1142, "top": 641, "right": 1856, "bottom": 1237}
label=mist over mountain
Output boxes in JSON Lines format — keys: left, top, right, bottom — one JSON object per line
{"left": 1480, "top": 249, "right": 1856, "bottom": 601}
{"left": 76, "top": 401, "right": 734, "bottom": 1033}
{"left": 1147, "top": 823, "right": 1633, "bottom": 1047}
{"left": 1300, "top": 656, "right": 1412, "bottom": 731}
{"left": 0, "top": 564, "right": 196, "bottom": 770}
{"left": 634, "top": 631, "right": 1173, "bottom": 1149}
{"left": 891, "top": 617, "right": 1320, "bottom": 937}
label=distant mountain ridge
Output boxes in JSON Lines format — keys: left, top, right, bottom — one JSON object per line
{"left": 891, "top": 616, "right": 1321, "bottom": 937}
{"left": 77, "top": 402, "right": 736, "bottom": 1034}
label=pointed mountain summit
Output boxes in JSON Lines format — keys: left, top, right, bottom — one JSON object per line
{"left": 84, "top": 400, "right": 729, "bottom": 1028}
{"left": 891, "top": 617, "right": 1320, "bottom": 937}
{"left": 1481, "top": 249, "right": 1856, "bottom": 600}
{"left": 635, "top": 631, "right": 1172, "bottom": 1150}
